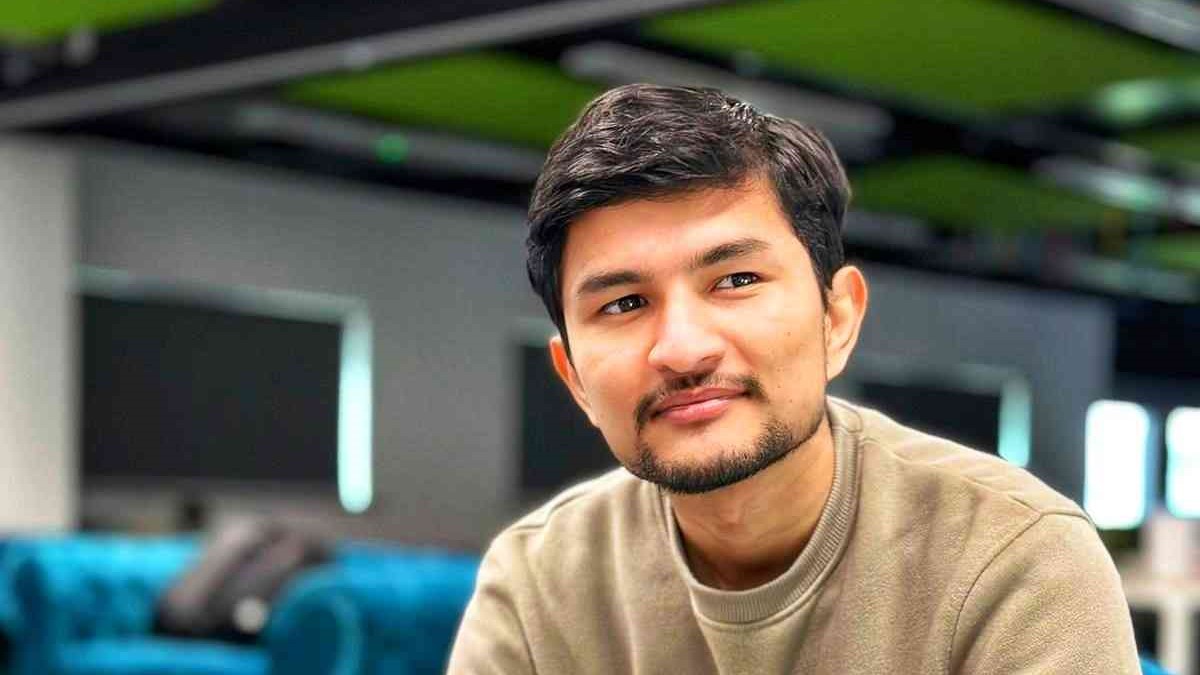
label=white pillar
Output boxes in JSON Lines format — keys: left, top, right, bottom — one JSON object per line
{"left": 0, "top": 139, "right": 77, "bottom": 531}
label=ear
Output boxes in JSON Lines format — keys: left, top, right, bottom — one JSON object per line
{"left": 549, "top": 334, "right": 598, "bottom": 426}
{"left": 824, "top": 266, "right": 869, "bottom": 381}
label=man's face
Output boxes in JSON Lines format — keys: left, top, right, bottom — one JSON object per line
{"left": 551, "top": 177, "right": 837, "bottom": 493}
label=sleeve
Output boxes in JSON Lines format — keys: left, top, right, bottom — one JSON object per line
{"left": 446, "top": 533, "right": 536, "bottom": 675}
{"left": 949, "top": 512, "right": 1141, "bottom": 675}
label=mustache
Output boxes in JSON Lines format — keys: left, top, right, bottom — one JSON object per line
{"left": 635, "top": 372, "right": 765, "bottom": 431}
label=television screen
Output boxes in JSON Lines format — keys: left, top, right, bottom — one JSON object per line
{"left": 857, "top": 380, "right": 1002, "bottom": 455}
{"left": 833, "top": 354, "right": 1032, "bottom": 466}
{"left": 81, "top": 294, "right": 341, "bottom": 486}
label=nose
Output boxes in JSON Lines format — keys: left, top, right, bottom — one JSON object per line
{"left": 646, "top": 293, "right": 726, "bottom": 376}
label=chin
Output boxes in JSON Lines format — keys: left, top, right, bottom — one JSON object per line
{"left": 628, "top": 450, "right": 773, "bottom": 495}
{"left": 629, "top": 413, "right": 805, "bottom": 494}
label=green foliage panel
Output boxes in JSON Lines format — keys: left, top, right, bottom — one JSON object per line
{"left": 1138, "top": 234, "right": 1200, "bottom": 273}
{"left": 1122, "top": 123, "right": 1200, "bottom": 165}
{"left": 286, "top": 52, "right": 604, "bottom": 149}
{"left": 645, "top": 0, "right": 1200, "bottom": 112}
{"left": 851, "top": 155, "right": 1117, "bottom": 231}
{"left": 0, "top": 0, "right": 216, "bottom": 41}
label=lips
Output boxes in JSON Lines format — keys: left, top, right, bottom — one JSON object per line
{"left": 652, "top": 388, "right": 745, "bottom": 420}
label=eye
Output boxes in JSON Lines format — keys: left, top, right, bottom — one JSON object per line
{"left": 600, "top": 295, "right": 647, "bottom": 316}
{"left": 714, "top": 272, "right": 760, "bottom": 290}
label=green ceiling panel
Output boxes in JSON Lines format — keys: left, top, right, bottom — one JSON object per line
{"left": 851, "top": 155, "right": 1117, "bottom": 231}
{"left": 0, "top": 0, "right": 216, "bottom": 41}
{"left": 1138, "top": 234, "right": 1200, "bottom": 273}
{"left": 645, "top": 0, "right": 1200, "bottom": 113}
{"left": 1122, "top": 123, "right": 1200, "bottom": 165}
{"left": 286, "top": 53, "right": 604, "bottom": 149}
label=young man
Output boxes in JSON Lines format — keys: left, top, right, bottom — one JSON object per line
{"left": 448, "top": 84, "right": 1139, "bottom": 674}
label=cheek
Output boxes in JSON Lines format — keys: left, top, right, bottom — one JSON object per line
{"left": 574, "top": 341, "right": 646, "bottom": 425}
{"left": 736, "top": 305, "right": 827, "bottom": 401}
{"left": 742, "top": 297, "right": 822, "bottom": 359}
{"left": 573, "top": 343, "right": 648, "bottom": 462}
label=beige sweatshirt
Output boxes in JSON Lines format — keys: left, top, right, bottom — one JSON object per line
{"left": 448, "top": 397, "right": 1140, "bottom": 674}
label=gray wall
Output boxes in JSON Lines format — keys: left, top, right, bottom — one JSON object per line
{"left": 848, "top": 265, "right": 1114, "bottom": 501}
{"left": 0, "top": 140, "right": 77, "bottom": 531}
{"left": 75, "top": 141, "right": 1113, "bottom": 547}
{"left": 78, "top": 141, "right": 543, "bottom": 548}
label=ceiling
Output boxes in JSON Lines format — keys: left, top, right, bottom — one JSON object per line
{"left": 286, "top": 52, "right": 603, "bottom": 150}
{"left": 0, "top": 0, "right": 214, "bottom": 42}
{"left": 643, "top": 0, "right": 1200, "bottom": 114}
{"left": 1, "top": 0, "right": 1198, "bottom": 308}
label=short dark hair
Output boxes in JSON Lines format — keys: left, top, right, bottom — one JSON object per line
{"left": 526, "top": 83, "right": 851, "bottom": 347}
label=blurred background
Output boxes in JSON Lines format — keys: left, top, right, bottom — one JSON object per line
{"left": 0, "top": 0, "right": 1198, "bottom": 673}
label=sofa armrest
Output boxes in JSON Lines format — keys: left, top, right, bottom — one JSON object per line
{"left": 263, "top": 570, "right": 364, "bottom": 675}
{"left": 264, "top": 554, "right": 479, "bottom": 675}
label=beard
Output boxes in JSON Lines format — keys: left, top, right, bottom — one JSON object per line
{"left": 627, "top": 394, "right": 827, "bottom": 495}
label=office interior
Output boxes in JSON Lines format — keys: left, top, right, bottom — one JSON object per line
{"left": 0, "top": 0, "right": 1198, "bottom": 673}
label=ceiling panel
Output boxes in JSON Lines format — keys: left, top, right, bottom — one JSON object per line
{"left": 644, "top": 0, "right": 1200, "bottom": 113}
{"left": 851, "top": 155, "right": 1121, "bottom": 231}
{"left": 0, "top": 0, "right": 217, "bottom": 42}
{"left": 285, "top": 52, "right": 603, "bottom": 149}
{"left": 1138, "top": 233, "right": 1200, "bottom": 272}
{"left": 1122, "top": 123, "right": 1200, "bottom": 165}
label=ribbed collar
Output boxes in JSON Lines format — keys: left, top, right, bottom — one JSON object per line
{"left": 657, "top": 397, "right": 863, "bottom": 625}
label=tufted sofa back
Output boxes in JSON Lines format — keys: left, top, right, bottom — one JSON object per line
{"left": 6, "top": 536, "right": 475, "bottom": 675}
{"left": 11, "top": 536, "right": 198, "bottom": 674}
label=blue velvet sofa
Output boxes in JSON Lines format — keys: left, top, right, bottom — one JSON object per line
{"left": 266, "top": 551, "right": 479, "bottom": 675}
{"left": 0, "top": 535, "right": 1172, "bottom": 675}
{"left": 11, "top": 535, "right": 259, "bottom": 675}
{"left": 1, "top": 535, "right": 479, "bottom": 675}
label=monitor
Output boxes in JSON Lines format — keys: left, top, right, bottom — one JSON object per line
{"left": 78, "top": 268, "right": 372, "bottom": 513}
{"left": 832, "top": 353, "right": 1032, "bottom": 467}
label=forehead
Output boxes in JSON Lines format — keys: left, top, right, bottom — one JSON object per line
{"left": 559, "top": 179, "right": 803, "bottom": 290}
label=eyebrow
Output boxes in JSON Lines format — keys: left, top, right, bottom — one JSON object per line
{"left": 575, "top": 269, "right": 647, "bottom": 299}
{"left": 573, "top": 237, "right": 771, "bottom": 300}
{"left": 689, "top": 237, "right": 770, "bottom": 271}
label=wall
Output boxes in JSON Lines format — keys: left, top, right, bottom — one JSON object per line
{"left": 77, "top": 141, "right": 543, "bottom": 548}
{"left": 75, "top": 141, "right": 1113, "bottom": 547}
{"left": 0, "top": 140, "right": 77, "bottom": 531}
{"left": 849, "top": 264, "right": 1114, "bottom": 501}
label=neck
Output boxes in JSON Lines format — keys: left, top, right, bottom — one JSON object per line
{"left": 669, "top": 413, "right": 836, "bottom": 591}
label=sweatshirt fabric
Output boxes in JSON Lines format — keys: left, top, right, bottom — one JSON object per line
{"left": 448, "top": 397, "right": 1140, "bottom": 674}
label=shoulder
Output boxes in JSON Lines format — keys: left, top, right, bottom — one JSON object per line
{"left": 484, "top": 468, "right": 663, "bottom": 576}
{"left": 452, "top": 476, "right": 654, "bottom": 674}
{"left": 828, "top": 400, "right": 1137, "bottom": 669}
{"left": 505, "top": 467, "right": 658, "bottom": 544}
{"left": 950, "top": 512, "right": 1136, "bottom": 671}
{"left": 829, "top": 396, "right": 1084, "bottom": 520}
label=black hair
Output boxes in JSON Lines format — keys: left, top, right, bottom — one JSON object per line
{"left": 526, "top": 84, "right": 850, "bottom": 349}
